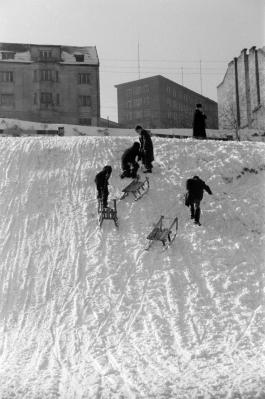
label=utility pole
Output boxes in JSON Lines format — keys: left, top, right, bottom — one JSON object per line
{"left": 181, "top": 66, "right": 184, "bottom": 85}
{"left": 199, "top": 60, "right": 203, "bottom": 94}
{"left": 137, "top": 41, "right": 140, "bottom": 80}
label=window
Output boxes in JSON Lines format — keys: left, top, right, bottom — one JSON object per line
{"left": 39, "top": 50, "right": 52, "bottom": 60}
{"left": 143, "top": 96, "right": 150, "bottom": 105}
{"left": 78, "top": 95, "right": 91, "bottom": 106}
{"left": 133, "top": 86, "right": 141, "bottom": 96}
{"left": 40, "top": 92, "right": 53, "bottom": 104}
{"left": 134, "top": 110, "right": 142, "bottom": 119}
{"left": 0, "top": 71, "right": 14, "bottom": 82}
{"left": 78, "top": 73, "right": 90, "bottom": 84}
{"left": 34, "top": 93, "right": 37, "bottom": 105}
{"left": 166, "top": 98, "right": 171, "bottom": 107}
{"left": 173, "top": 89, "right": 176, "bottom": 97}
{"left": 1, "top": 52, "right": 15, "bottom": 60}
{"left": 133, "top": 98, "right": 142, "bottom": 107}
{"left": 79, "top": 118, "right": 91, "bottom": 125}
{"left": 166, "top": 86, "right": 171, "bottom": 94}
{"left": 74, "top": 54, "right": 84, "bottom": 62}
{"left": 127, "top": 100, "right": 132, "bottom": 109}
{"left": 56, "top": 94, "right": 60, "bottom": 105}
{"left": 143, "top": 84, "right": 149, "bottom": 94}
{"left": 144, "top": 109, "right": 151, "bottom": 118}
{"left": 55, "top": 71, "right": 59, "bottom": 82}
{"left": 40, "top": 70, "right": 52, "bottom": 81}
{"left": 127, "top": 88, "right": 132, "bottom": 97}
{"left": 0, "top": 94, "right": 14, "bottom": 106}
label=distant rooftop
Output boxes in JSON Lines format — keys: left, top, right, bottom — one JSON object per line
{"left": 115, "top": 75, "right": 217, "bottom": 104}
{"left": 0, "top": 42, "right": 99, "bottom": 65}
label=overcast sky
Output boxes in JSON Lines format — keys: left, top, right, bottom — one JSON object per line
{"left": 0, "top": 0, "right": 264, "bottom": 121}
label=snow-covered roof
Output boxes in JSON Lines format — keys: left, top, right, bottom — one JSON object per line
{"left": 0, "top": 43, "right": 99, "bottom": 65}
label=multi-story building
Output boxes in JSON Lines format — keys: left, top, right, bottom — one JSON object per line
{"left": 0, "top": 42, "right": 100, "bottom": 125}
{"left": 115, "top": 75, "right": 218, "bottom": 129}
{"left": 217, "top": 46, "right": 265, "bottom": 130}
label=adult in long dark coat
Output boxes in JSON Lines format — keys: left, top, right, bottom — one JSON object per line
{"left": 192, "top": 104, "right": 207, "bottom": 138}
{"left": 120, "top": 142, "right": 140, "bottom": 179}
{"left": 135, "top": 125, "right": 154, "bottom": 173}
{"left": 185, "top": 175, "right": 212, "bottom": 225}
{"left": 95, "top": 165, "right": 112, "bottom": 208}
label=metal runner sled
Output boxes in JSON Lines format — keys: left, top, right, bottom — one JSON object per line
{"left": 120, "top": 176, "right": 149, "bottom": 201}
{"left": 98, "top": 199, "right": 119, "bottom": 228}
{"left": 145, "top": 216, "right": 178, "bottom": 250}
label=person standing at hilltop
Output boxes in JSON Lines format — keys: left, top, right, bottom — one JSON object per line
{"left": 185, "top": 175, "right": 212, "bottom": 225}
{"left": 192, "top": 103, "right": 207, "bottom": 138}
{"left": 135, "top": 125, "right": 154, "bottom": 173}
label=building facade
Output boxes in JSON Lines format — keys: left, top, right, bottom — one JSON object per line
{"left": 217, "top": 46, "right": 265, "bottom": 130}
{"left": 0, "top": 42, "right": 100, "bottom": 125}
{"left": 115, "top": 75, "right": 218, "bottom": 129}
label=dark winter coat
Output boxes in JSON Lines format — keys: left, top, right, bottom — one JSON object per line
{"left": 186, "top": 177, "right": 212, "bottom": 202}
{"left": 193, "top": 109, "right": 207, "bottom": 138}
{"left": 139, "top": 129, "right": 154, "bottom": 163}
{"left": 95, "top": 170, "right": 109, "bottom": 195}
{"left": 121, "top": 142, "right": 140, "bottom": 168}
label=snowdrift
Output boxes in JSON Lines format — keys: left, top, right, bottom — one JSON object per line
{"left": 0, "top": 136, "right": 264, "bottom": 398}
{"left": 1, "top": 117, "right": 265, "bottom": 142}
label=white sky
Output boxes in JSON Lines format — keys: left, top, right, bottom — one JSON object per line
{"left": 0, "top": 0, "right": 264, "bottom": 122}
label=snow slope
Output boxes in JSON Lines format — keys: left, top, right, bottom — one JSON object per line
{"left": 0, "top": 137, "right": 264, "bottom": 399}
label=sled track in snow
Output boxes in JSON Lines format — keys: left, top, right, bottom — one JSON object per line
{"left": 0, "top": 136, "right": 264, "bottom": 398}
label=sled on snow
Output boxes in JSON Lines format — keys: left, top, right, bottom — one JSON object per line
{"left": 120, "top": 176, "right": 149, "bottom": 201}
{"left": 145, "top": 215, "right": 178, "bottom": 250}
{"left": 97, "top": 198, "right": 119, "bottom": 228}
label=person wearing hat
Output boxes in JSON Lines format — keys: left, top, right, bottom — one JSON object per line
{"left": 192, "top": 103, "right": 207, "bottom": 138}
{"left": 120, "top": 142, "right": 140, "bottom": 179}
{"left": 135, "top": 125, "right": 154, "bottom": 173}
{"left": 95, "top": 165, "right": 112, "bottom": 208}
{"left": 185, "top": 175, "right": 212, "bottom": 225}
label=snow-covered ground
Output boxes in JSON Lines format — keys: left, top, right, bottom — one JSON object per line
{"left": 0, "top": 136, "right": 265, "bottom": 398}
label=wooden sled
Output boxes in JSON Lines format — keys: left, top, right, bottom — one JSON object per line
{"left": 145, "top": 216, "right": 178, "bottom": 250}
{"left": 98, "top": 198, "right": 119, "bottom": 228}
{"left": 120, "top": 176, "right": 149, "bottom": 201}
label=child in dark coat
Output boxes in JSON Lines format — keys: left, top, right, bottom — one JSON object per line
{"left": 95, "top": 165, "right": 112, "bottom": 208}
{"left": 120, "top": 142, "right": 140, "bottom": 179}
{"left": 135, "top": 125, "right": 154, "bottom": 173}
{"left": 185, "top": 175, "right": 212, "bottom": 225}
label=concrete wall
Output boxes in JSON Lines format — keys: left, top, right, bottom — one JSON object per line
{"left": 218, "top": 46, "right": 265, "bottom": 130}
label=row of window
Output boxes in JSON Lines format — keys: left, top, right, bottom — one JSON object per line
{"left": 126, "top": 109, "right": 151, "bottom": 120}
{"left": 167, "top": 110, "right": 193, "bottom": 120}
{"left": 127, "top": 97, "right": 150, "bottom": 108}
{"left": 166, "top": 98, "right": 194, "bottom": 112}
{"left": 0, "top": 70, "right": 91, "bottom": 84}
{"left": 0, "top": 71, "right": 13, "bottom": 82}
{"left": 166, "top": 86, "right": 196, "bottom": 105}
{"left": 0, "top": 51, "right": 86, "bottom": 62}
{"left": 0, "top": 93, "right": 92, "bottom": 107}
{"left": 127, "top": 84, "right": 150, "bottom": 98}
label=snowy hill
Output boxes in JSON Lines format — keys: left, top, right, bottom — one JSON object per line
{"left": 0, "top": 136, "right": 265, "bottom": 398}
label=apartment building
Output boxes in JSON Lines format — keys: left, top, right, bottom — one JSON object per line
{"left": 0, "top": 42, "right": 100, "bottom": 125}
{"left": 115, "top": 75, "right": 218, "bottom": 129}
